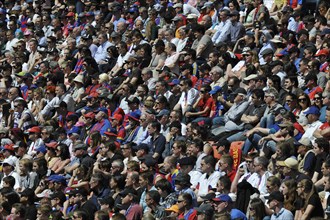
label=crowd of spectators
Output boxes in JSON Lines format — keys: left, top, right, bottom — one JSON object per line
{"left": 0, "top": 0, "right": 329, "bottom": 219}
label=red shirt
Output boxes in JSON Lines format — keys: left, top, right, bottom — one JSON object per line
{"left": 196, "top": 97, "right": 214, "bottom": 117}
{"left": 178, "top": 209, "right": 197, "bottom": 220}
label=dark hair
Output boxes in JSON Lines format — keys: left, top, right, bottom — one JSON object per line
{"left": 3, "top": 176, "right": 15, "bottom": 188}
{"left": 219, "top": 176, "right": 231, "bottom": 193}
{"left": 252, "top": 88, "right": 265, "bottom": 100}
{"left": 315, "top": 138, "right": 329, "bottom": 154}
{"left": 155, "top": 179, "right": 173, "bottom": 194}
{"left": 191, "top": 138, "right": 204, "bottom": 151}
{"left": 11, "top": 203, "right": 26, "bottom": 218}
{"left": 111, "top": 175, "right": 126, "bottom": 190}
{"left": 147, "top": 190, "right": 161, "bottom": 204}
{"left": 150, "top": 121, "right": 161, "bottom": 132}
{"left": 181, "top": 193, "right": 193, "bottom": 207}
{"left": 202, "top": 155, "right": 217, "bottom": 168}
{"left": 58, "top": 143, "right": 70, "bottom": 160}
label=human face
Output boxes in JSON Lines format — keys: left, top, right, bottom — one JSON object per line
{"left": 264, "top": 93, "right": 274, "bottom": 104}
{"left": 313, "top": 95, "right": 323, "bottom": 106}
{"left": 313, "top": 143, "right": 323, "bottom": 155}
{"left": 285, "top": 95, "right": 296, "bottom": 109}
{"left": 125, "top": 173, "right": 133, "bottom": 187}
{"left": 243, "top": 53, "right": 252, "bottom": 62}
{"left": 147, "top": 125, "right": 156, "bottom": 135}
{"left": 253, "top": 159, "right": 262, "bottom": 173}
{"left": 325, "top": 178, "right": 330, "bottom": 191}
{"left": 177, "top": 196, "right": 185, "bottom": 209}
{"left": 266, "top": 181, "right": 275, "bottom": 193}
{"left": 121, "top": 145, "right": 130, "bottom": 157}
{"left": 163, "top": 157, "right": 172, "bottom": 172}
{"left": 296, "top": 183, "right": 303, "bottom": 196}
{"left": 326, "top": 111, "right": 330, "bottom": 125}
{"left": 145, "top": 195, "right": 153, "bottom": 207}
{"left": 280, "top": 183, "right": 289, "bottom": 195}
{"left": 200, "top": 159, "right": 209, "bottom": 173}
{"left": 172, "top": 143, "right": 181, "bottom": 156}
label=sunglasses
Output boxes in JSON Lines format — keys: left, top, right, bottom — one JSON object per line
{"left": 298, "top": 98, "right": 307, "bottom": 102}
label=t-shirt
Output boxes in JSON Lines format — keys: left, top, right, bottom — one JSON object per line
{"left": 306, "top": 193, "right": 324, "bottom": 218}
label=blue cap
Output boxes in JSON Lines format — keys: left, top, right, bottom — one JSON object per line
{"left": 67, "top": 126, "right": 80, "bottom": 135}
{"left": 209, "top": 86, "right": 222, "bottom": 95}
{"left": 95, "top": 107, "right": 108, "bottom": 114}
{"left": 128, "top": 7, "right": 138, "bottom": 13}
{"left": 276, "top": 48, "right": 289, "bottom": 57}
{"left": 212, "top": 194, "right": 232, "bottom": 202}
{"left": 47, "top": 175, "right": 66, "bottom": 185}
{"left": 85, "top": 11, "right": 94, "bottom": 17}
{"left": 304, "top": 106, "right": 320, "bottom": 115}
{"left": 169, "top": 79, "right": 180, "bottom": 86}
{"left": 36, "top": 145, "right": 47, "bottom": 154}
{"left": 128, "top": 111, "right": 141, "bottom": 121}
{"left": 26, "top": 0, "right": 33, "bottom": 3}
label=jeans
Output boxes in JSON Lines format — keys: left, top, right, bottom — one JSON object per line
{"left": 260, "top": 114, "right": 275, "bottom": 129}
{"left": 242, "top": 133, "right": 262, "bottom": 155}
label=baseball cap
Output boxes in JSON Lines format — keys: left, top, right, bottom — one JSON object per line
{"left": 95, "top": 107, "right": 108, "bottom": 114}
{"left": 232, "top": 88, "right": 247, "bottom": 96}
{"left": 209, "top": 86, "right": 222, "bottom": 95}
{"left": 315, "top": 49, "right": 329, "bottom": 57}
{"left": 128, "top": 112, "right": 140, "bottom": 122}
{"left": 47, "top": 175, "right": 66, "bottom": 185}
{"left": 168, "top": 79, "right": 180, "bottom": 86}
{"left": 156, "top": 109, "right": 170, "bottom": 118}
{"left": 28, "top": 126, "right": 41, "bottom": 133}
{"left": 111, "top": 114, "right": 123, "bottom": 122}
{"left": 74, "top": 143, "right": 87, "bottom": 151}
{"left": 1, "top": 157, "right": 15, "bottom": 167}
{"left": 165, "top": 204, "right": 180, "bottom": 213}
{"left": 276, "top": 158, "right": 298, "bottom": 170}
{"left": 212, "top": 194, "right": 232, "bottom": 202}
{"left": 298, "top": 137, "right": 311, "bottom": 147}
{"left": 195, "top": 204, "right": 214, "bottom": 216}
{"left": 36, "top": 145, "right": 47, "bottom": 154}
{"left": 304, "top": 106, "right": 320, "bottom": 115}
{"left": 84, "top": 112, "right": 95, "bottom": 119}
{"left": 66, "top": 12, "right": 75, "bottom": 17}
{"left": 1, "top": 144, "right": 15, "bottom": 152}
{"left": 260, "top": 48, "right": 274, "bottom": 56}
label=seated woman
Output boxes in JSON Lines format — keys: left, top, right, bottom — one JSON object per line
{"left": 295, "top": 179, "right": 324, "bottom": 220}
{"left": 51, "top": 144, "right": 71, "bottom": 174}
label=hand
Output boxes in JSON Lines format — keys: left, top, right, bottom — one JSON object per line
{"left": 185, "top": 112, "right": 191, "bottom": 117}
{"left": 258, "top": 138, "right": 265, "bottom": 145}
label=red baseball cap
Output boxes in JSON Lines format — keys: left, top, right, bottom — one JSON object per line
{"left": 28, "top": 126, "right": 41, "bottom": 133}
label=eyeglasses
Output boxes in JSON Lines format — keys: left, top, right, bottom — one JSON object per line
{"left": 298, "top": 98, "right": 307, "bottom": 102}
{"left": 243, "top": 54, "right": 251, "bottom": 57}
{"left": 200, "top": 90, "right": 207, "bottom": 94}
{"left": 121, "top": 147, "right": 130, "bottom": 150}
{"left": 41, "top": 132, "right": 48, "bottom": 135}
{"left": 286, "top": 99, "right": 293, "bottom": 102}
{"left": 179, "top": 84, "right": 184, "bottom": 86}
{"left": 246, "top": 160, "right": 253, "bottom": 163}
{"left": 177, "top": 200, "right": 184, "bottom": 203}
{"left": 314, "top": 97, "right": 323, "bottom": 100}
